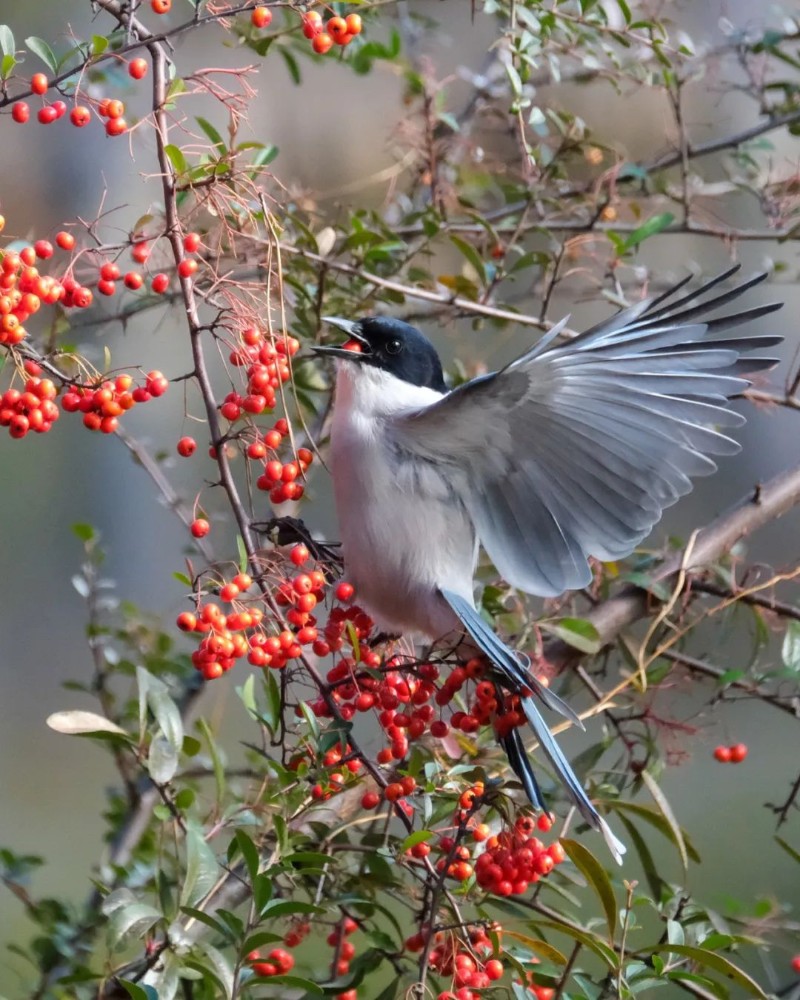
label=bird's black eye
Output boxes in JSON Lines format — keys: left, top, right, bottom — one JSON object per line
{"left": 385, "top": 338, "right": 403, "bottom": 355}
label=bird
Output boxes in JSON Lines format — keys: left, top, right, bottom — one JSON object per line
{"left": 312, "top": 266, "right": 782, "bottom": 862}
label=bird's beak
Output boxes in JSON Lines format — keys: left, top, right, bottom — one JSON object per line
{"left": 312, "top": 317, "right": 371, "bottom": 361}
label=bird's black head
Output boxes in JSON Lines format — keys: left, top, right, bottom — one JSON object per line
{"left": 315, "top": 316, "right": 447, "bottom": 393}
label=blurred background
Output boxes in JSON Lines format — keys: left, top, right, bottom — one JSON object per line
{"left": 0, "top": 0, "right": 798, "bottom": 995}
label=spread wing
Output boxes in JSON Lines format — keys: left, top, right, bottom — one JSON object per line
{"left": 393, "top": 267, "right": 782, "bottom": 596}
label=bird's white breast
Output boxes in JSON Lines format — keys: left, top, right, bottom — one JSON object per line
{"left": 330, "top": 364, "right": 477, "bottom": 637}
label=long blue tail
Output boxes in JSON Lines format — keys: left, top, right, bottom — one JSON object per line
{"left": 440, "top": 588, "right": 625, "bottom": 863}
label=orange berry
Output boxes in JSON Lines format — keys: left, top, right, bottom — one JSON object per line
{"left": 151, "top": 0, "right": 171, "bottom": 11}
{"left": 105, "top": 118, "right": 127, "bottom": 137}
{"left": 251, "top": 6, "right": 272, "bottom": 28}
{"left": 30, "top": 73, "right": 48, "bottom": 95}
{"left": 345, "top": 13, "right": 362, "bottom": 35}
{"left": 70, "top": 106, "right": 91, "bottom": 127}
{"left": 312, "top": 32, "right": 333, "bottom": 54}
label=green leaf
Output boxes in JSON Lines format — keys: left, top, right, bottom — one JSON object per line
{"left": 1, "top": 53, "right": 16, "bottom": 79}
{"left": 502, "top": 931, "right": 567, "bottom": 965}
{"left": 138, "top": 667, "right": 184, "bottom": 751}
{"left": 252, "top": 144, "right": 279, "bottom": 168}
{"left": 196, "top": 116, "right": 226, "bottom": 153}
{"left": 193, "top": 941, "right": 234, "bottom": 998}
{"left": 180, "top": 824, "right": 219, "bottom": 907}
{"left": 180, "top": 905, "right": 237, "bottom": 942}
{"left": 400, "top": 829, "right": 434, "bottom": 852}
{"left": 298, "top": 701, "right": 320, "bottom": 742}
{"left": 621, "top": 212, "right": 675, "bottom": 251}
{"left": 25, "top": 35, "right": 58, "bottom": 73}
{"left": 268, "top": 975, "right": 323, "bottom": 994}
{"left": 242, "top": 930, "right": 284, "bottom": 952}
{"left": 234, "top": 829, "right": 260, "bottom": 882}
{"left": 148, "top": 735, "right": 179, "bottom": 783}
{"left": 72, "top": 522, "right": 96, "bottom": 542}
{"left": 609, "top": 801, "right": 700, "bottom": 863}
{"left": 641, "top": 944, "right": 769, "bottom": 999}
{"left": 530, "top": 917, "right": 618, "bottom": 969}
{"left": 279, "top": 47, "right": 301, "bottom": 84}
{"left": 107, "top": 903, "right": 163, "bottom": 950}
{"left": 173, "top": 571, "right": 192, "bottom": 586}
{"left": 236, "top": 533, "right": 248, "bottom": 572}
{"left": 781, "top": 620, "right": 800, "bottom": 672}
{"left": 261, "top": 669, "right": 282, "bottom": 734}
{"left": 91, "top": 34, "right": 109, "bottom": 56}
{"left": 0, "top": 25, "right": 15, "bottom": 57}
{"left": 261, "top": 900, "right": 324, "bottom": 918}
{"left": 616, "top": 813, "right": 663, "bottom": 900}
{"left": 118, "top": 981, "right": 159, "bottom": 1000}
{"left": 542, "top": 617, "right": 602, "bottom": 654}
{"left": 561, "top": 838, "right": 617, "bottom": 939}
{"left": 198, "top": 717, "right": 226, "bottom": 804}
{"left": 641, "top": 770, "right": 687, "bottom": 871}
{"left": 165, "top": 144, "right": 188, "bottom": 175}
{"left": 450, "top": 236, "right": 486, "bottom": 285}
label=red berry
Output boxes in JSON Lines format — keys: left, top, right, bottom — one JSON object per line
{"left": 11, "top": 102, "right": 30, "bottom": 124}
{"left": 327, "top": 16, "right": 348, "bottom": 42}
{"left": 183, "top": 231, "right": 201, "bottom": 252}
{"left": 56, "top": 231, "right": 75, "bottom": 251}
{"left": 52, "top": 100, "right": 67, "bottom": 119}
{"left": 151, "top": 0, "right": 171, "bottom": 11}
{"left": 713, "top": 746, "right": 732, "bottom": 763}
{"left": 30, "top": 73, "right": 48, "bottom": 96}
{"left": 792, "top": 956, "right": 800, "bottom": 973}
{"left": 335, "top": 581, "right": 354, "bottom": 602}
{"left": 729, "top": 742, "right": 748, "bottom": 763}
{"left": 302, "top": 12, "right": 323, "bottom": 37}
{"left": 70, "top": 105, "right": 91, "bottom": 127}
{"left": 131, "top": 241, "right": 150, "bottom": 263}
{"left": 178, "top": 258, "right": 198, "bottom": 278}
{"left": 191, "top": 518, "right": 210, "bottom": 538}
{"left": 485, "top": 959, "right": 503, "bottom": 981}
{"left": 151, "top": 273, "right": 169, "bottom": 294}
{"left": 97, "top": 279, "right": 116, "bottom": 296}
{"left": 124, "top": 271, "right": 144, "bottom": 290}
{"left": 251, "top": 6, "right": 272, "bottom": 28}
{"left": 129, "top": 57, "right": 148, "bottom": 79}
{"left": 105, "top": 118, "right": 127, "bottom": 137}
{"left": 33, "top": 240, "right": 53, "bottom": 260}
{"left": 290, "top": 543, "right": 310, "bottom": 566}
{"left": 37, "top": 106, "right": 58, "bottom": 125}
{"left": 177, "top": 436, "right": 197, "bottom": 457}
{"left": 176, "top": 611, "right": 197, "bottom": 631}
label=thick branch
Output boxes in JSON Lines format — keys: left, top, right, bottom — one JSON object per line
{"left": 547, "top": 464, "right": 800, "bottom": 667}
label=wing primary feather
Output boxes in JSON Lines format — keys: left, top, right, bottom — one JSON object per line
{"left": 637, "top": 264, "right": 741, "bottom": 319}
{"left": 437, "top": 590, "right": 624, "bottom": 859}
{"left": 499, "top": 727, "right": 547, "bottom": 811}
{"left": 440, "top": 588, "right": 584, "bottom": 728}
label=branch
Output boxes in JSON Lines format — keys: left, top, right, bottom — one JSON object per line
{"left": 547, "top": 464, "right": 800, "bottom": 667}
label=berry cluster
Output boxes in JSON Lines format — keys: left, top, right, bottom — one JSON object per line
{"left": 9, "top": 70, "right": 151, "bottom": 137}
{"left": 247, "top": 946, "right": 295, "bottom": 978}
{"left": 1, "top": 244, "right": 77, "bottom": 346}
{"left": 713, "top": 743, "right": 748, "bottom": 763}
{"left": 0, "top": 376, "right": 59, "bottom": 439}
{"left": 474, "top": 815, "right": 566, "bottom": 897}
{"left": 302, "top": 10, "right": 362, "bottom": 55}
{"left": 306, "top": 742, "right": 363, "bottom": 801}
{"left": 177, "top": 556, "right": 353, "bottom": 680}
{"left": 405, "top": 924, "right": 505, "bottom": 998}
{"left": 61, "top": 371, "right": 168, "bottom": 434}
{"left": 326, "top": 915, "right": 360, "bottom": 993}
